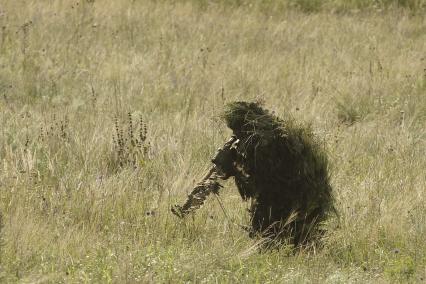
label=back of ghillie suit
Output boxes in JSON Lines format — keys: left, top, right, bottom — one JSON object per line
{"left": 173, "top": 101, "right": 334, "bottom": 247}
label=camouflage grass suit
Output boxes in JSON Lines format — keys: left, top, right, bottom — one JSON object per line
{"left": 215, "top": 102, "right": 334, "bottom": 246}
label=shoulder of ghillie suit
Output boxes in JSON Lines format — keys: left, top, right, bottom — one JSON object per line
{"left": 222, "top": 100, "right": 325, "bottom": 160}
{"left": 222, "top": 101, "right": 310, "bottom": 156}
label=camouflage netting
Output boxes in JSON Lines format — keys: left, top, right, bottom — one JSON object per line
{"left": 219, "top": 101, "right": 335, "bottom": 246}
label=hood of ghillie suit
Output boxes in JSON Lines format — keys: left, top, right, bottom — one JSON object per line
{"left": 222, "top": 101, "right": 281, "bottom": 140}
{"left": 221, "top": 101, "right": 335, "bottom": 242}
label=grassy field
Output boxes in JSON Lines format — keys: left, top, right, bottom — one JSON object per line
{"left": 0, "top": 0, "right": 425, "bottom": 282}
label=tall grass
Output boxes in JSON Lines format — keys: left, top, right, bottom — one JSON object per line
{"left": 0, "top": 0, "right": 425, "bottom": 282}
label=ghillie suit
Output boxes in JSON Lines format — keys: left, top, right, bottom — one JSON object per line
{"left": 172, "top": 101, "right": 334, "bottom": 247}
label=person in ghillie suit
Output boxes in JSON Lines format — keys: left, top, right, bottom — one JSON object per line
{"left": 173, "top": 101, "right": 334, "bottom": 247}
{"left": 219, "top": 101, "right": 334, "bottom": 246}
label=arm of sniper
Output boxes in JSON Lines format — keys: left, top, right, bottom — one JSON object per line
{"left": 211, "top": 136, "right": 239, "bottom": 179}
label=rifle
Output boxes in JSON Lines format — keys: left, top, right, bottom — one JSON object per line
{"left": 171, "top": 136, "right": 239, "bottom": 218}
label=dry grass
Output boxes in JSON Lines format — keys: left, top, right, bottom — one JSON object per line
{"left": 0, "top": 0, "right": 425, "bottom": 282}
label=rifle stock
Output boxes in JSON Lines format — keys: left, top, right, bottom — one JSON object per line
{"left": 171, "top": 136, "right": 238, "bottom": 218}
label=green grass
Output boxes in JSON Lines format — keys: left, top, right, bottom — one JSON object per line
{"left": 0, "top": 0, "right": 425, "bottom": 282}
